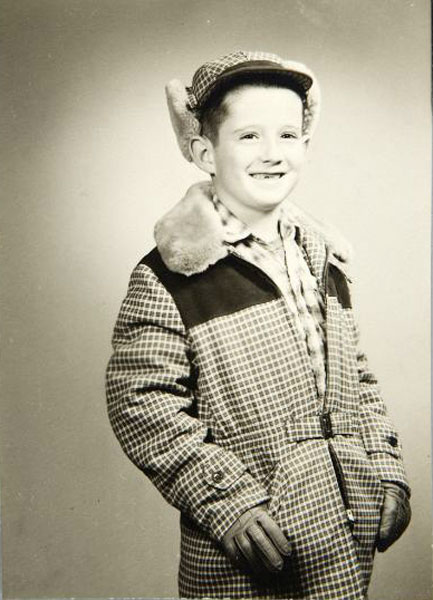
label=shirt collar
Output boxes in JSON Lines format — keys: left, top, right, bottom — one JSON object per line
{"left": 211, "top": 194, "right": 297, "bottom": 245}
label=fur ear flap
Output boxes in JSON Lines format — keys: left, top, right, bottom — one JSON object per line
{"left": 165, "top": 79, "right": 201, "bottom": 162}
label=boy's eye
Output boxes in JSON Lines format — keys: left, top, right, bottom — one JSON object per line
{"left": 281, "top": 132, "right": 298, "bottom": 139}
{"left": 240, "top": 133, "right": 258, "bottom": 140}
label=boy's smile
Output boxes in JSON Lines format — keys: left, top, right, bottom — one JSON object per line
{"left": 204, "top": 85, "right": 308, "bottom": 225}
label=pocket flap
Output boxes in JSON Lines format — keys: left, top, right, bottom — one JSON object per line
{"left": 202, "top": 454, "right": 248, "bottom": 490}
{"left": 362, "top": 429, "right": 402, "bottom": 459}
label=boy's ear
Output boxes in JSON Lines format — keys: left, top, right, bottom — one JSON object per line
{"left": 189, "top": 135, "right": 216, "bottom": 175}
{"left": 301, "top": 134, "right": 310, "bottom": 150}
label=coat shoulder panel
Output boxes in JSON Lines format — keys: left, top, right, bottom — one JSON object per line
{"left": 140, "top": 248, "right": 281, "bottom": 329}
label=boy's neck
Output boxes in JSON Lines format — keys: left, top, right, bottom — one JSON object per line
{"left": 247, "top": 210, "right": 281, "bottom": 242}
{"left": 216, "top": 195, "right": 282, "bottom": 242}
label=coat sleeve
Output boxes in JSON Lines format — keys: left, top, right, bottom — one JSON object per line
{"left": 353, "top": 318, "right": 411, "bottom": 496}
{"left": 105, "top": 262, "right": 270, "bottom": 540}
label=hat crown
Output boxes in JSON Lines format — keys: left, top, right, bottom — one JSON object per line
{"left": 189, "top": 50, "right": 313, "bottom": 110}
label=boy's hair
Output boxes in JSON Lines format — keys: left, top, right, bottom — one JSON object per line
{"left": 196, "top": 71, "right": 307, "bottom": 144}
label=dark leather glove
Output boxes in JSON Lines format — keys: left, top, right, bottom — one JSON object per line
{"left": 222, "top": 504, "right": 291, "bottom": 574}
{"left": 376, "top": 482, "right": 411, "bottom": 552}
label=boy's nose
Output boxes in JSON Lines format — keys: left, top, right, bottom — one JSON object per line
{"left": 259, "top": 138, "right": 283, "bottom": 163}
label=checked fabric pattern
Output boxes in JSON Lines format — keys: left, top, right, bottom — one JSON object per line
{"left": 188, "top": 50, "right": 313, "bottom": 110}
{"left": 106, "top": 218, "right": 409, "bottom": 599}
{"left": 213, "top": 195, "right": 327, "bottom": 399}
{"left": 106, "top": 266, "right": 270, "bottom": 539}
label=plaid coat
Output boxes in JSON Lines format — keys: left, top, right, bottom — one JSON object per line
{"left": 106, "top": 192, "right": 409, "bottom": 600}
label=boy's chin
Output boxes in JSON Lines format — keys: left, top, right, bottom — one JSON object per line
{"left": 247, "top": 192, "right": 292, "bottom": 211}
{"left": 248, "top": 182, "right": 298, "bottom": 205}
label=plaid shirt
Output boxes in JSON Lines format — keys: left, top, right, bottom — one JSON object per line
{"left": 212, "top": 195, "right": 327, "bottom": 399}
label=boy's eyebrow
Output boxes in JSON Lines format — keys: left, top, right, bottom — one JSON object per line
{"left": 232, "top": 124, "right": 302, "bottom": 133}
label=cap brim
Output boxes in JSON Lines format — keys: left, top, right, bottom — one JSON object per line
{"left": 199, "top": 60, "right": 313, "bottom": 107}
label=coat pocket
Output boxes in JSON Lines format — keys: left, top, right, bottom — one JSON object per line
{"left": 267, "top": 446, "right": 343, "bottom": 562}
{"left": 331, "top": 437, "right": 385, "bottom": 551}
{"left": 215, "top": 427, "right": 281, "bottom": 489}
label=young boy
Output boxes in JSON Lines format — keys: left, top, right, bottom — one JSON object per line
{"left": 106, "top": 51, "right": 411, "bottom": 600}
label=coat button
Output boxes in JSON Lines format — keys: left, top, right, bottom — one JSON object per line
{"left": 212, "top": 470, "right": 224, "bottom": 483}
{"left": 387, "top": 435, "right": 398, "bottom": 447}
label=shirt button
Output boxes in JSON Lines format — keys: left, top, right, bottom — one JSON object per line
{"left": 212, "top": 471, "right": 224, "bottom": 483}
{"left": 387, "top": 435, "right": 398, "bottom": 447}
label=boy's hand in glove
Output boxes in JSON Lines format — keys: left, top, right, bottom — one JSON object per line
{"left": 376, "top": 482, "right": 411, "bottom": 552}
{"left": 222, "top": 504, "right": 291, "bottom": 574}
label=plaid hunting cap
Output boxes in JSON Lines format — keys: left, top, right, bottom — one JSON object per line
{"left": 186, "top": 50, "right": 314, "bottom": 110}
{"left": 165, "top": 50, "right": 321, "bottom": 161}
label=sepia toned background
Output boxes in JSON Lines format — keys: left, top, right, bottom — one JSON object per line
{"left": 0, "top": 0, "right": 431, "bottom": 598}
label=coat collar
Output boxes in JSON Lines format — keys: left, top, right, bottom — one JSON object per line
{"left": 154, "top": 182, "right": 352, "bottom": 279}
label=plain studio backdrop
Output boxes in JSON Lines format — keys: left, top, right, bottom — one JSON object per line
{"left": 0, "top": 1, "right": 431, "bottom": 598}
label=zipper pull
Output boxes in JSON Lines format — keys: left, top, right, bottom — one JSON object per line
{"left": 346, "top": 509, "right": 356, "bottom": 529}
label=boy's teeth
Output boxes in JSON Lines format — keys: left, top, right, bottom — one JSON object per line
{"left": 252, "top": 173, "right": 282, "bottom": 179}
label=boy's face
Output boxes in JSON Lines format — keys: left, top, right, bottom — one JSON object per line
{"left": 205, "top": 85, "right": 308, "bottom": 218}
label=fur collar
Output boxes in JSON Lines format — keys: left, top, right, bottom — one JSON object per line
{"left": 154, "top": 182, "right": 352, "bottom": 277}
